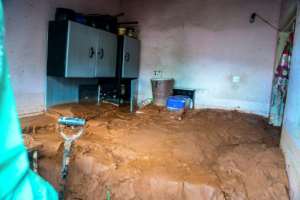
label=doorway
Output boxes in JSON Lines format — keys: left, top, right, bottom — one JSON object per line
{"left": 269, "top": 16, "right": 296, "bottom": 127}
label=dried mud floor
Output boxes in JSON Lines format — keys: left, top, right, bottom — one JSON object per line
{"left": 21, "top": 103, "right": 289, "bottom": 200}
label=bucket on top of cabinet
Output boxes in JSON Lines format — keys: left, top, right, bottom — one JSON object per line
{"left": 151, "top": 78, "right": 174, "bottom": 106}
{"left": 118, "top": 27, "right": 127, "bottom": 36}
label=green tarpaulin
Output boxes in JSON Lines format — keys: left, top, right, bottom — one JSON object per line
{"left": 0, "top": 2, "right": 57, "bottom": 199}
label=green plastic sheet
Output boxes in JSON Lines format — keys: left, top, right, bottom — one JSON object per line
{"left": 0, "top": 2, "right": 57, "bottom": 199}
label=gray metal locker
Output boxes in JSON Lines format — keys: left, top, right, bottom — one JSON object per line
{"left": 66, "top": 22, "right": 98, "bottom": 77}
{"left": 95, "top": 30, "right": 117, "bottom": 77}
{"left": 122, "top": 36, "right": 140, "bottom": 78}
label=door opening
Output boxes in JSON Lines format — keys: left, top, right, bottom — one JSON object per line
{"left": 269, "top": 16, "right": 296, "bottom": 127}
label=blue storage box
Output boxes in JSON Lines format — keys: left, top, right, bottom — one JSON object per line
{"left": 166, "top": 95, "right": 190, "bottom": 111}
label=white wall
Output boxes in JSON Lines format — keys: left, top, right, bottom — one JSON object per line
{"left": 121, "top": 0, "right": 281, "bottom": 116}
{"left": 4, "top": 0, "right": 281, "bottom": 116}
{"left": 3, "top": 0, "right": 120, "bottom": 115}
{"left": 280, "top": 1, "right": 300, "bottom": 199}
{"left": 279, "top": 0, "right": 298, "bottom": 28}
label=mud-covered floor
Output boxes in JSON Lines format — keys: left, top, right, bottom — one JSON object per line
{"left": 22, "top": 103, "right": 289, "bottom": 200}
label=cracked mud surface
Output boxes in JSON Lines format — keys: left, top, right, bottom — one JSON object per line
{"left": 21, "top": 103, "right": 289, "bottom": 200}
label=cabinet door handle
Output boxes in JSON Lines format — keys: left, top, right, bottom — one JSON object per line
{"left": 89, "top": 47, "right": 95, "bottom": 58}
{"left": 125, "top": 52, "right": 130, "bottom": 62}
{"left": 98, "top": 48, "right": 104, "bottom": 60}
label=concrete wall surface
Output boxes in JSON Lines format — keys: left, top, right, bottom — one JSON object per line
{"left": 3, "top": 0, "right": 120, "bottom": 116}
{"left": 121, "top": 0, "right": 281, "bottom": 116}
{"left": 4, "top": 0, "right": 282, "bottom": 116}
{"left": 279, "top": 0, "right": 298, "bottom": 29}
{"left": 281, "top": 2, "right": 300, "bottom": 199}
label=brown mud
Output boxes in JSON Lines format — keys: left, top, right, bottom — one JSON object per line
{"left": 21, "top": 103, "right": 289, "bottom": 200}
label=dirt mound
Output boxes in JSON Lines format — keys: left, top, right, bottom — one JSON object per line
{"left": 21, "top": 103, "right": 289, "bottom": 200}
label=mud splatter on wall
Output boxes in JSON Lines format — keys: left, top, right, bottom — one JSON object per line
{"left": 121, "top": 0, "right": 281, "bottom": 116}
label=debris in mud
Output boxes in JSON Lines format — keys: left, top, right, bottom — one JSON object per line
{"left": 21, "top": 103, "right": 289, "bottom": 200}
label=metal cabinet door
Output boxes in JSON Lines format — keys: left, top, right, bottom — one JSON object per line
{"left": 95, "top": 30, "right": 117, "bottom": 77}
{"left": 66, "top": 21, "right": 98, "bottom": 77}
{"left": 122, "top": 36, "right": 140, "bottom": 78}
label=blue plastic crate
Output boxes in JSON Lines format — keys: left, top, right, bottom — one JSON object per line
{"left": 166, "top": 95, "right": 190, "bottom": 111}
